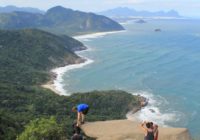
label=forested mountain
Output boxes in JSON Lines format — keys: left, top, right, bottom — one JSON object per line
{"left": 0, "top": 6, "right": 124, "bottom": 35}
{"left": 0, "top": 5, "right": 44, "bottom": 14}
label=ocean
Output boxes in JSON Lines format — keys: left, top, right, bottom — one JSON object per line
{"left": 55, "top": 19, "right": 200, "bottom": 136}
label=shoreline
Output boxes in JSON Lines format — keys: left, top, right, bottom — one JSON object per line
{"left": 41, "top": 29, "right": 173, "bottom": 128}
{"left": 41, "top": 30, "right": 125, "bottom": 96}
{"left": 126, "top": 95, "right": 149, "bottom": 122}
{"left": 41, "top": 29, "right": 150, "bottom": 123}
{"left": 74, "top": 30, "right": 126, "bottom": 40}
{"left": 41, "top": 50, "right": 94, "bottom": 96}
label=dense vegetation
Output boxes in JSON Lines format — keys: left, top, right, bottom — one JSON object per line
{"left": 0, "top": 29, "right": 139, "bottom": 140}
{"left": 17, "top": 117, "right": 62, "bottom": 140}
{"left": 0, "top": 6, "right": 124, "bottom": 35}
{"left": 0, "top": 29, "right": 85, "bottom": 85}
{"left": 0, "top": 85, "right": 140, "bottom": 139}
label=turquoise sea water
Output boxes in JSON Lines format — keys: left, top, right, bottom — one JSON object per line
{"left": 63, "top": 19, "right": 200, "bottom": 136}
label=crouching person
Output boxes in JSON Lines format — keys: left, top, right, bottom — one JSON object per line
{"left": 72, "top": 103, "right": 89, "bottom": 127}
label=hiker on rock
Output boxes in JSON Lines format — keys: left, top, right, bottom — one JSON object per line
{"left": 150, "top": 122, "right": 159, "bottom": 140}
{"left": 140, "top": 121, "right": 158, "bottom": 140}
{"left": 72, "top": 103, "right": 89, "bottom": 126}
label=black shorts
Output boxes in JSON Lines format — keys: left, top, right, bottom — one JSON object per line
{"left": 82, "top": 107, "right": 89, "bottom": 115}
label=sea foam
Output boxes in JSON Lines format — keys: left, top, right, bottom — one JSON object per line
{"left": 52, "top": 51, "right": 94, "bottom": 95}
{"left": 127, "top": 91, "right": 180, "bottom": 126}
{"left": 52, "top": 31, "right": 125, "bottom": 95}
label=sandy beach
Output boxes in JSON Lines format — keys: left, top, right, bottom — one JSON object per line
{"left": 41, "top": 55, "right": 93, "bottom": 95}
{"left": 74, "top": 30, "right": 126, "bottom": 40}
{"left": 41, "top": 82, "right": 61, "bottom": 95}
{"left": 41, "top": 30, "right": 125, "bottom": 96}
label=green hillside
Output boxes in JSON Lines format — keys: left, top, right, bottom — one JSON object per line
{"left": 0, "top": 29, "right": 85, "bottom": 85}
{"left": 0, "top": 29, "right": 139, "bottom": 140}
{"left": 0, "top": 6, "right": 124, "bottom": 35}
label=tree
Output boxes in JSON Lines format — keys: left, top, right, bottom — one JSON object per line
{"left": 0, "top": 111, "right": 21, "bottom": 140}
{"left": 17, "top": 117, "right": 63, "bottom": 140}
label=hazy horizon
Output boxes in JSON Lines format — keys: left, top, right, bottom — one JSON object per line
{"left": 0, "top": 0, "right": 200, "bottom": 18}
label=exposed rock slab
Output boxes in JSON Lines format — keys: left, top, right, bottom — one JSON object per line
{"left": 81, "top": 120, "right": 191, "bottom": 140}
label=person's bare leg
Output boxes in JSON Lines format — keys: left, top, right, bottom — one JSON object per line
{"left": 81, "top": 113, "right": 85, "bottom": 124}
{"left": 77, "top": 112, "right": 81, "bottom": 126}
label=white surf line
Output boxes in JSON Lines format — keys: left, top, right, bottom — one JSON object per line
{"left": 52, "top": 30, "right": 126, "bottom": 96}
{"left": 52, "top": 53, "right": 93, "bottom": 96}
{"left": 74, "top": 30, "right": 126, "bottom": 40}
{"left": 127, "top": 91, "right": 179, "bottom": 127}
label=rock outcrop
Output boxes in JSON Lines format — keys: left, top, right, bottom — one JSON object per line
{"left": 81, "top": 120, "right": 191, "bottom": 140}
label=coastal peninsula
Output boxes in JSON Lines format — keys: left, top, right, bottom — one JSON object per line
{"left": 0, "top": 28, "right": 142, "bottom": 139}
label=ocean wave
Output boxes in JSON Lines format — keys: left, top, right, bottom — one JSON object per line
{"left": 52, "top": 31, "right": 126, "bottom": 95}
{"left": 127, "top": 91, "right": 182, "bottom": 126}
{"left": 52, "top": 55, "right": 94, "bottom": 95}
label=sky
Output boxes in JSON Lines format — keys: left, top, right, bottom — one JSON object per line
{"left": 0, "top": 0, "right": 200, "bottom": 18}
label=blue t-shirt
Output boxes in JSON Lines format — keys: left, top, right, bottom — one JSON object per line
{"left": 77, "top": 104, "right": 89, "bottom": 112}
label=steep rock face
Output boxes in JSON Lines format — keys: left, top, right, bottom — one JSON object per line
{"left": 0, "top": 6, "right": 124, "bottom": 35}
{"left": 81, "top": 120, "right": 191, "bottom": 140}
{"left": 43, "top": 6, "right": 124, "bottom": 35}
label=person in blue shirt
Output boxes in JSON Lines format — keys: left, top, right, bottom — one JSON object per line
{"left": 72, "top": 104, "right": 89, "bottom": 126}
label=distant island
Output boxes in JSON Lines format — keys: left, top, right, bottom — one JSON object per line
{"left": 155, "top": 29, "right": 162, "bottom": 32}
{"left": 135, "top": 19, "right": 147, "bottom": 23}
{"left": 0, "top": 6, "right": 124, "bottom": 35}
{"left": 99, "top": 7, "right": 182, "bottom": 22}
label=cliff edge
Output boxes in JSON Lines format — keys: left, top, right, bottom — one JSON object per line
{"left": 81, "top": 120, "right": 191, "bottom": 140}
